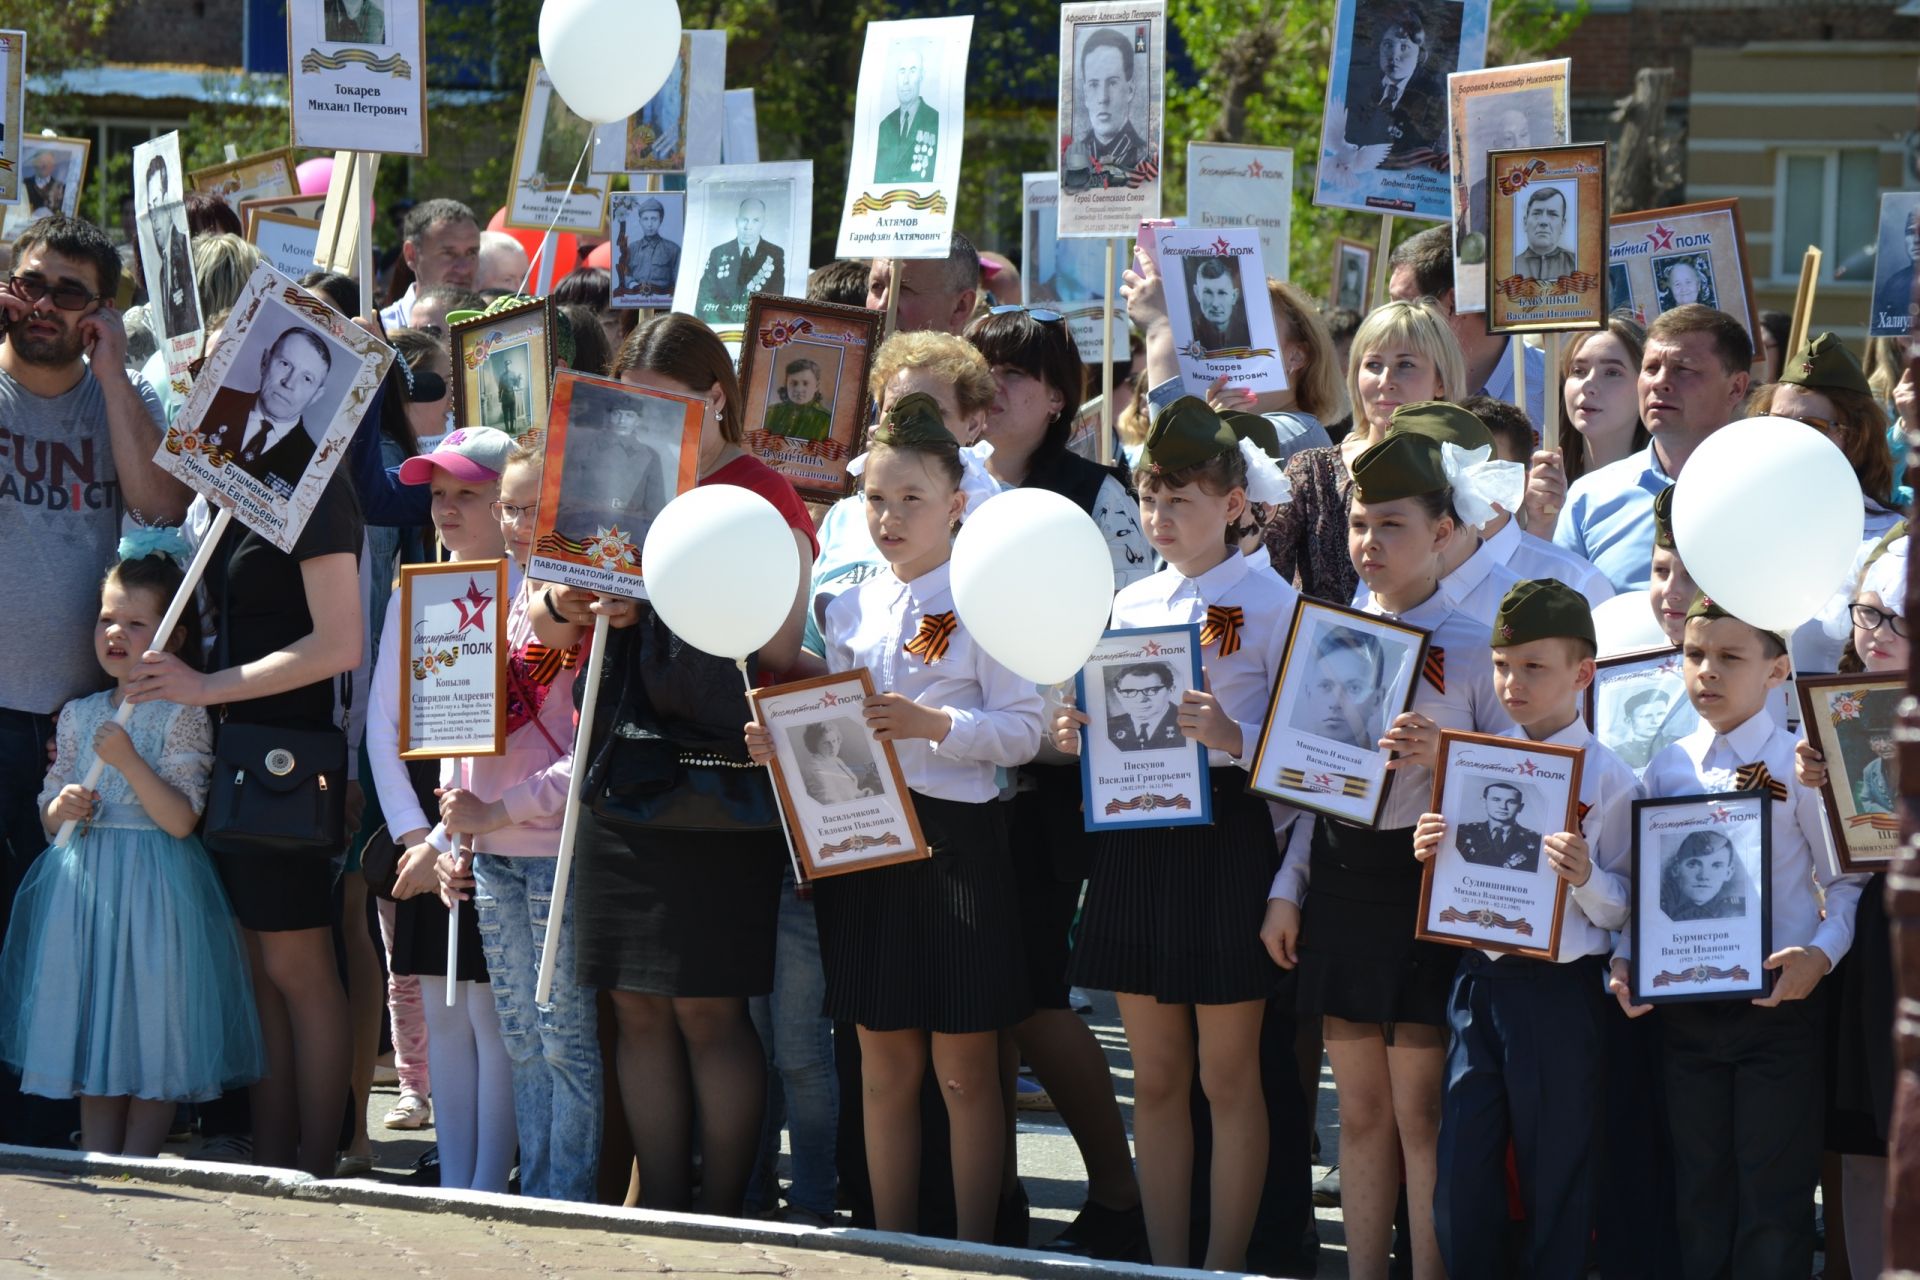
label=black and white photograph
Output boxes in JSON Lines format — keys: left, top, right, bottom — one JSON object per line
{"left": 1019, "top": 172, "right": 1129, "bottom": 359}
{"left": 450, "top": 299, "right": 552, "bottom": 437}
{"left": 1630, "top": 792, "right": 1772, "bottom": 1003}
{"left": 1075, "top": 625, "right": 1211, "bottom": 832}
{"left": 1868, "top": 191, "right": 1920, "bottom": 337}
{"left": 608, "top": 191, "right": 686, "bottom": 310}
{"left": 1653, "top": 252, "right": 1717, "bottom": 313}
{"left": 133, "top": 132, "right": 205, "bottom": 392}
{"left": 1446, "top": 59, "right": 1569, "bottom": 313}
{"left": 1183, "top": 254, "right": 1251, "bottom": 350}
{"left": 1417, "top": 730, "right": 1582, "bottom": 958}
{"left": 1485, "top": 144, "right": 1607, "bottom": 333}
{"left": 750, "top": 671, "right": 931, "bottom": 879}
{"left": 589, "top": 30, "right": 726, "bottom": 175}
{"left": 1251, "top": 598, "right": 1427, "bottom": 826}
{"left": 1608, "top": 261, "right": 1633, "bottom": 317}
{"left": 1588, "top": 647, "right": 1697, "bottom": 777}
{"left": 676, "top": 161, "right": 812, "bottom": 343}
{"left": 289, "top": 0, "right": 425, "bottom": 155}
{"left": 504, "top": 60, "right": 611, "bottom": 237}
{"left": 2, "top": 136, "right": 89, "bottom": 241}
{"left": 1056, "top": 1, "right": 1165, "bottom": 238}
{"left": 156, "top": 265, "right": 394, "bottom": 552}
{"left": 1511, "top": 182, "right": 1577, "bottom": 283}
{"left": 0, "top": 31, "right": 22, "bottom": 206}
{"left": 1797, "top": 674, "right": 1903, "bottom": 871}
{"left": 1333, "top": 237, "right": 1373, "bottom": 311}
{"left": 835, "top": 15, "right": 972, "bottom": 261}
{"left": 1153, "top": 225, "right": 1287, "bottom": 395}
{"left": 323, "top": 0, "right": 385, "bottom": 44}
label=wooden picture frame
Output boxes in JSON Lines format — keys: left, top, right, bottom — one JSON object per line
{"left": 248, "top": 210, "right": 323, "bottom": 281}
{"left": 1608, "top": 198, "right": 1762, "bottom": 355}
{"left": 1630, "top": 791, "right": 1773, "bottom": 1004}
{"left": 397, "top": 559, "right": 508, "bottom": 760}
{"left": 240, "top": 193, "right": 327, "bottom": 238}
{"left": 4, "top": 135, "right": 92, "bottom": 240}
{"left": 1075, "top": 624, "right": 1212, "bottom": 832}
{"left": 449, "top": 298, "right": 554, "bottom": 436}
{"left": 505, "top": 59, "right": 610, "bottom": 236}
{"left": 1796, "top": 673, "right": 1903, "bottom": 872}
{"left": 189, "top": 146, "right": 299, "bottom": 209}
{"left": 1485, "top": 142, "right": 1608, "bottom": 334}
{"left": 737, "top": 294, "right": 883, "bottom": 503}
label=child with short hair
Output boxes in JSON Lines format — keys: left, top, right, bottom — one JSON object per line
{"left": 765, "top": 357, "right": 832, "bottom": 441}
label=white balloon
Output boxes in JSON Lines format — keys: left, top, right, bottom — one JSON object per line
{"left": 1670, "top": 416, "right": 1863, "bottom": 632}
{"left": 1592, "top": 590, "right": 1668, "bottom": 657}
{"left": 538, "top": 0, "right": 683, "bottom": 126}
{"left": 950, "top": 489, "right": 1116, "bottom": 686}
{"left": 642, "top": 486, "right": 799, "bottom": 662}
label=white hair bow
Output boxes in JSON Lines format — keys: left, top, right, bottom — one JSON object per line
{"left": 1239, "top": 437, "right": 1293, "bottom": 507}
{"left": 1440, "top": 441, "right": 1525, "bottom": 531}
{"left": 844, "top": 440, "right": 1005, "bottom": 517}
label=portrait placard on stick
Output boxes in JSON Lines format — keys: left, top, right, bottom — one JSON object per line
{"left": 1187, "top": 143, "right": 1293, "bottom": 282}
{"left": 505, "top": 60, "right": 610, "bottom": 237}
{"left": 450, "top": 299, "right": 554, "bottom": 437}
{"left": 1446, "top": 58, "right": 1570, "bottom": 314}
{"left": 249, "top": 211, "right": 322, "bottom": 282}
{"left": 398, "top": 559, "right": 508, "bottom": 760}
{"left": 737, "top": 295, "right": 882, "bottom": 503}
{"left": 1484, "top": 143, "right": 1607, "bottom": 334}
{"left": 1416, "top": 730, "right": 1582, "bottom": 958}
{"left": 3, "top": 136, "right": 89, "bottom": 241}
{"left": 1021, "top": 172, "right": 1129, "bottom": 358}
{"left": 287, "top": 0, "right": 427, "bottom": 156}
{"left": 155, "top": 264, "right": 395, "bottom": 551}
{"left": 241, "top": 193, "right": 326, "bottom": 238}
{"left": 1074, "top": 625, "right": 1211, "bottom": 832}
{"left": 529, "top": 371, "right": 702, "bottom": 599}
{"left": 190, "top": 147, "right": 299, "bottom": 210}
{"left": 749, "top": 670, "right": 930, "bottom": 879}
{"left": 1331, "top": 237, "right": 1373, "bottom": 311}
{"left": 1796, "top": 673, "right": 1903, "bottom": 872}
{"left": 675, "top": 160, "right": 813, "bottom": 346}
{"left": 1630, "top": 792, "right": 1772, "bottom": 1004}
{"left": 133, "top": 132, "right": 206, "bottom": 397}
{"left": 0, "top": 31, "right": 23, "bottom": 206}
{"left": 1313, "top": 0, "right": 1489, "bottom": 220}
{"left": 608, "top": 191, "right": 686, "bottom": 311}
{"left": 1868, "top": 191, "right": 1920, "bottom": 338}
{"left": 589, "top": 30, "right": 725, "bottom": 175}
{"left": 1151, "top": 226, "right": 1286, "bottom": 395}
{"left": 1056, "top": 1, "right": 1165, "bottom": 237}
{"left": 1606, "top": 199, "right": 1760, "bottom": 352}
{"left": 835, "top": 16, "right": 973, "bottom": 261}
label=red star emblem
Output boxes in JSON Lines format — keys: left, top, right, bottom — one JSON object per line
{"left": 821, "top": 691, "right": 840, "bottom": 706}
{"left": 1710, "top": 805, "right": 1733, "bottom": 824}
{"left": 1211, "top": 236, "right": 1232, "bottom": 255}
{"left": 1247, "top": 160, "right": 1264, "bottom": 178}
{"left": 1645, "top": 222, "right": 1674, "bottom": 251}
{"left": 1516, "top": 759, "right": 1538, "bottom": 776}
{"left": 1140, "top": 640, "right": 1163, "bottom": 656}
{"left": 453, "top": 577, "right": 493, "bottom": 634}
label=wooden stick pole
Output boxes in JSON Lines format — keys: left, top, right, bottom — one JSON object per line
{"left": 1787, "top": 246, "right": 1823, "bottom": 359}
{"left": 1100, "top": 238, "right": 1116, "bottom": 466}
{"left": 1371, "top": 214, "right": 1396, "bottom": 309}
{"left": 740, "top": 663, "right": 806, "bottom": 887}
{"left": 355, "top": 153, "right": 376, "bottom": 319}
{"left": 535, "top": 612, "right": 611, "bottom": 1005}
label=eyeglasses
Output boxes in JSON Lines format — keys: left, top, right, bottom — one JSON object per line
{"left": 490, "top": 500, "right": 538, "bottom": 525}
{"left": 7, "top": 273, "right": 103, "bottom": 312}
{"left": 988, "top": 303, "right": 1065, "bottom": 324}
{"left": 1783, "top": 412, "right": 1840, "bottom": 436}
{"left": 1114, "top": 685, "right": 1169, "bottom": 700}
{"left": 1849, "top": 602, "right": 1908, "bottom": 637}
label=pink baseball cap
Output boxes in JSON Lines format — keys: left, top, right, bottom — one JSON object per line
{"left": 397, "top": 427, "right": 515, "bottom": 485}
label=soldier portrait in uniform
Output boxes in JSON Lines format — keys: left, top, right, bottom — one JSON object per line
{"left": 693, "top": 196, "right": 787, "bottom": 328}
{"left": 324, "top": 0, "right": 386, "bottom": 44}
{"left": 629, "top": 43, "right": 688, "bottom": 170}
{"left": 609, "top": 191, "right": 685, "bottom": 310}
{"left": 553, "top": 381, "right": 674, "bottom": 552}
{"left": 1658, "top": 830, "right": 1752, "bottom": 922}
{"left": 1454, "top": 781, "right": 1542, "bottom": 873}
{"left": 874, "top": 40, "right": 940, "bottom": 184}
{"left": 1512, "top": 184, "right": 1576, "bottom": 283}
{"left": 1104, "top": 662, "right": 1184, "bottom": 754}
{"left": 1342, "top": 2, "right": 1449, "bottom": 164}
{"left": 1288, "top": 624, "right": 1390, "bottom": 751}
{"left": 1183, "top": 255, "right": 1251, "bottom": 352}
{"left": 762, "top": 357, "right": 835, "bottom": 442}
{"left": 1870, "top": 194, "right": 1920, "bottom": 336}
{"left": 1652, "top": 253, "right": 1717, "bottom": 315}
{"left": 1061, "top": 23, "right": 1154, "bottom": 194}
{"left": 481, "top": 343, "right": 533, "bottom": 436}
{"left": 138, "top": 151, "right": 201, "bottom": 342}
{"left": 23, "top": 148, "right": 67, "bottom": 216}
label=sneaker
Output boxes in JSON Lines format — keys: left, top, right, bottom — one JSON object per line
{"left": 1044, "top": 1200, "right": 1148, "bottom": 1262}
{"left": 1312, "top": 1164, "right": 1341, "bottom": 1208}
{"left": 194, "top": 1133, "right": 253, "bottom": 1165}
{"left": 382, "top": 1092, "right": 431, "bottom": 1130}
{"left": 1015, "top": 1074, "right": 1054, "bottom": 1111}
{"left": 1068, "top": 987, "right": 1095, "bottom": 1013}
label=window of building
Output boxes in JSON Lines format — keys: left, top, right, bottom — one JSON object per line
{"left": 1773, "top": 148, "right": 1885, "bottom": 283}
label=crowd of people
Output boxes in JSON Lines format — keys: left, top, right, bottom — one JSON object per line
{"left": 0, "top": 188, "right": 1910, "bottom": 1280}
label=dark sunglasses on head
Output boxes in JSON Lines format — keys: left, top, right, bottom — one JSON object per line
{"left": 988, "top": 303, "right": 1065, "bottom": 324}
{"left": 7, "top": 273, "right": 103, "bottom": 312}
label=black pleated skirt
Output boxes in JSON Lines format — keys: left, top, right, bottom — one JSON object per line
{"left": 571, "top": 809, "right": 785, "bottom": 998}
{"left": 1294, "top": 816, "right": 1458, "bottom": 1031}
{"left": 390, "top": 884, "right": 489, "bottom": 982}
{"left": 1068, "top": 779, "right": 1281, "bottom": 1006}
{"left": 812, "top": 793, "right": 1032, "bottom": 1035}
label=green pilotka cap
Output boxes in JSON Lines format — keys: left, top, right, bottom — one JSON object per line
{"left": 1685, "top": 592, "right": 1733, "bottom": 624}
{"left": 1141, "top": 396, "right": 1238, "bottom": 472}
{"left": 1492, "top": 579, "right": 1596, "bottom": 649}
{"left": 1221, "top": 410, "right": 1283, "bottom": 461}
{"left": 1779, "top": 332, "right": 1872, "bottom": 399}
{"left": 1386, "top": 400, "right": 1495, "bottom": 453}
{"left": 1350, "top": 430, "right": 1448, "bottom": 503}
{"left": 869, "top": 392, "right": 956, "bottom": 448}
{"left": 1653, "top": 484, "right": 1677, "bottom": 552}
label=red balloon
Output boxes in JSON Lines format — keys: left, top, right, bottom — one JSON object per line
{"left": 484, "top": 207, "right": 580, "bottom": 289}
{"left": 584, "top": 240, "right": 612, "bottom": 270}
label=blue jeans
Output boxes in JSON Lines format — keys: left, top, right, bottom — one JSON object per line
{"left": 472, "top": 853, "right": 602, "bottom": 1202}
{"left": 747, "top": 866, "right": 838, "bottom": 1216}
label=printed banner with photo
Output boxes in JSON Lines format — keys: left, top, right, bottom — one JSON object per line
{"left": 608, "top": 191, "right": 687, "bottom": 311}
{"left": 450, "top": 299, "right": 553, "bottom": 437}
{"left": 1588, "top": 644, "right": 1797, "bottom": 780}
{"left": 1797, "top": 674, "right": 1902, "bottom": 872}
{"left": 241, "top": 193, "right": 327, "bottom": 238}
{"left": 1630, "top": 792, "right": 1772, "bottom": 1004}
{"left": 1331, "top": 236, "right": 1374, "bottom": 311}
{"left": 1607, "top": 200, "right": 1759, "bottom": 350}
{"left": 1446, "top": 58, "right": 1570, "bottom": 314}
{"left": 1313, "top": 0, "right": 1489, "bottom": 220}
{"left": 2, "top": 136, "right": 89, "bottom": 241}
{"left": 249, "top": 211, "right": 322, "bottom": 281}
{"left": 287, "top": 0, "right": 427, "bottom": 155}
{"left": 836, "top": 15, "right": 974, "bottom": 261}
{"left": 1250, "top": 598, "right": 1428, "bottom": 826}
{"left": 723, "top": 88, "right": 759, "bottom": 164}
{"left": 155, "top": 264, "right": 394, "bottom": 551}
{"left": 1074, "top": 625, "right": 1211, "bottom": 832}
{"left": 750, "top": 670, "right": 931, "bottom": 880}
{"left": 133, "top": 132, "right": 206, "bottom": 397}
{"left": 0, "top": 31, "right": 22, "bottom": 206}
{"left": 189, "top": 147, "right": 299, "bottom": 211}
{"left": 737, "top": 295, "right": 882, "bottom": 503}
{"left": 398, "top": 559, "right": 508, "bottom": 760}
{"left": 529, "top": 371, "right": 702, "bottom": 598}
{"left": 1153, "top": 226, "right": 1287, "bottom": 395}
{"left": 1868, "top": 190, "right": 1920, "bottom": 338}
{"left": 1056, "top": 0, "right": 1165, "bottom": 238}
{"left": 589, "top": 30, "right": 725, "bottom": 175}
{"left": 1417, "top": 730, "right": 1581, "bottom": 958}
{"left": 675, "top": 161, "right": 813, "bottom": 346}
{"left": 1485, "top": 143, "right": 1607, "bottom": 334}
{"left": 1021, "top": 172, "right": 1130, "bottom": 358}
{"left": 505, "top": 60, "right": 611, "bottom": 236}
{"left": 1187, "top": 143, "right": 1293, "bottom": 282}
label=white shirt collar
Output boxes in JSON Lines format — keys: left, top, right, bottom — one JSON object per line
{"left": 1438, "top": 536, "right": 1497, "bottom": 612}
{"left": 1165, "top": 550, "right": 1250, "bottom": 606}
{"left": 1482, "top": 517, "right": 1521, "bottom": 567}
{"left": 900, "top": 560, "right": 953, "bottom": 614}
{"left": 1537, "top": 717, "right": 1594, "bottom": 751}
{"left": 1708, "top": 707, "right": 1777, "bottom": 762}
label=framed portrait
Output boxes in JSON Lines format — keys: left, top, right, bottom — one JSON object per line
{"left": 1868, "top": 191, "right": 1920, "bottom": 338}
{"left": 450, "top": 298, "right": 554, "bottom": 437}
{"left": 1020, "top": 172, "right": 1129, "bottom": 359}
{"left": 189, "top": 147, "right": 299, "bottom": 210}
{"left": 1153, "top": 226, "right": 1286, "bottom": 396}
{"left": 589, "top": 30, "right": 726, "bottom": 174}
{"left": 608, "top": 190, "right": 687, "bottom": 310}
{"left": 674, "top": 160, "right": 814, "bottom": 347}
{"left": 1630, "top": 792, "right": 1772, "bottom": 1004}
{"left": 749, "top": 670, "right": 930, "bottom": 879}
{"left": 311, "top": 151, "right": 377, "bottom": 275}
{"left": 3, "top": 135, "right": 90, "bottom": 240}
{"left": 529, "top": 370, "right": 703, "bottom": 599}
{"left": 1416, "top": 730, "right": 1582, "bottom": 958}
{"left": 1313, "top": 0, "right": 1490, "bottom": 221}
{"left": 1608, "top": 200, "right": 1760, "bottom": 355}
{"left": 1074, "top": 625, "right": 1212, "bottom": 832}
{"left": 240, "top": 193, "right": 327, "bottom": 237}
{"left": 723, "top": 88, "right": 759, "bottom": 164}
{"left": 1332, "top": 237, "right": 1374, "bottom": 311}
{"left": 1484, "top": 143, "right": 1607, "bottom": 334}
{"left": 1587, "top": 644, "right": 1798, "bottom": 779}
{"left": 738, "top": 295, "right": 882, "bottom": 503}
{"left": 248, "top": 211, "right": 322, "bottom": 282}
{"left": 1056, "top": 0, "right": 1165, "bottom": 238}
{"left": 835, "top": 15, "right": 974, "bottom": 260}
{"left": 0, "top": 31, "right": 22, "bottom": 206}
{"left": 505, "top": 59, "right": 611, "bottom": 236}
{"left": 1796, "top": 674, "right": 1903, "bottom": 871}
{"left": 1187, "top": 142, "right": 1293, "bottom": 282}
{"left": 156, "top": 264, "right": 395, "bottom": 551}
{"left": 132, "top": 132, "right": 205, "bottom": 396}
{"left": 397, "top": 559, "right": 508, "bottom": 760}
{"left": 1445, "top": 58, "right": 1571, "bottom": 314}
{"left": 1249, "top": 598, "right": 1430, "bottom": 826}
{"left": 287, "top": 0, "right": 427, "bottom": 155}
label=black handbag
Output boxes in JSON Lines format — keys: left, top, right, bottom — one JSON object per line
{"left": 203, "top": 722, "right": 348, "bottom": 856}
